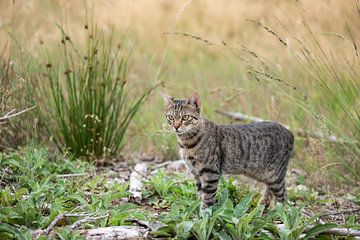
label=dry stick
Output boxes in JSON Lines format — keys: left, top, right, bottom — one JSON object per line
{"left": 41, "top": 212, "right": 94, "bottom": 237}
{"left": 56, "top": 173, "right": 91, "bottom": 178}
{"left": 43, "top": 213, "right": 65, "bottom": 236}
{"left": 276, "top": 224, "right": 360, "bottom": 238}
{"left": 0, "top": 105, "right": 36, "bottom": 121}
{"left": 125, "top": 219, "right": 152, "bottom": 230}
{"left": 69, "top": 214, "right": 109, "bottom": 231}
{"left": 319, "top": 208, "right": 360, "bottom": 218}
{"left": 80, "top": 226, "right": 148, "bottom": 239}
{"left": 216, "top": 110, "right": 358, "bottom": 144}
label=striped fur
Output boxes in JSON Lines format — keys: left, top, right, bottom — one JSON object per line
{"left": 162, "top": 93, "right": 294, "bottom": 209}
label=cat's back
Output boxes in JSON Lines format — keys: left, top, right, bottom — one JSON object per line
{"left": 220, "top": 121, "right": 293, "bottom": 142}
{"left": 216, "top": 121, "right": 294, "bottom": 176}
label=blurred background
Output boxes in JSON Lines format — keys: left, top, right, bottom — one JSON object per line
{"left": 0, "top": 0, "right": 359, "bottom": 186}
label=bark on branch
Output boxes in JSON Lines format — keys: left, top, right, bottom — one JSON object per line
{"left": 276, "top": 223, "right": 360, "bottom": 239}
{"left": 80, "top": 226, "right": 148, "bottom": 240}
{"left": 216, "top": 110, "right": 358, "bottom": 144}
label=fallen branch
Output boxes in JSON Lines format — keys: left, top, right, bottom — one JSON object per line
{"left": 320, "top": 227, "right": 360, "bottom": 238}
{"left": 43, "top": 213, "right": 65, "bottom": 236}
{"left": 151, "top": 159, "right": 187, "bottom": 173}
{"left": 33, "top": 212, "right": 96, "bottom": 238}
{"left": 216, "top": 110, "right": 358, "bottom": 144}
{"left": 125, "top": 219, "right": 152, "bottom": 229}
{"left": 80, "top": 226, "right": 148, "bottom": 240}
{"left": 276, "top": 223, "right": 360, "bottom": 238}
{"left": 319, "top": 208, "right": 360, "bottom": 218}
{"left": 69, "top": 214, "right": 109, "bottom": 231}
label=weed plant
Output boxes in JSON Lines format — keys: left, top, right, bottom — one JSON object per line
{"left": 0, "top": 152, "right": 358, "bottom": 239}
{"left": 34, "top": 25, "right": 157, "bottom": 158}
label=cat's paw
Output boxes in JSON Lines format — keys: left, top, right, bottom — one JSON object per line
{"left": 199, "top": 206, "right": 212, "bottom": 217}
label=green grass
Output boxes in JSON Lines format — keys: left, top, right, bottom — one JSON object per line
{"left": 1, "top": 147, "right": 358, "bottom": 239}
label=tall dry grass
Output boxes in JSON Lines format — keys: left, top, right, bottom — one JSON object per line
{"left": 0, "top": 1, "right": 359, "bottom": 183}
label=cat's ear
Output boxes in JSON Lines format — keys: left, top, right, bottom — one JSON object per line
{"left": 187, "top": 93, "right": 201, "bottom": 112}
{"left": 161, "top": 93, "right": 174, "bottom": 107}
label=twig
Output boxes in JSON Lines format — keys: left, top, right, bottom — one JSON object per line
{"left": 216, "top": 110, "right": 265, "bottom": 123}
{"left": 69, "top": 214, "right": 109, "bottom": 231}
{"left": 216, "top": 110, "right": 358, "bottom": 144}
{"left": 64, "top": 212, "right": 93, "bottom": 217}
{"left": 56, "top": 173, "right": 91, "bottom": 178}
{"left": 0, "top": 105, "right": 36, "bottom": 121}
{"left": 37, "top": 212, "right": 95, "bottom": 238}
{"left": 125, "top": 219, "right": 152, "bottom": 230}
{"left": 323, "top": 228, "right": 360, "bottom": 238}
{"left": 80, "top": 226, "right": 148, "bottom": 239}
{"left": 277, "top": 223, "right": 360, "bottom": 238}
{"left": 320, "top": 208, "right": 360, "bottom": 217}
{"left": 44, "top": 213, "right": 65, "bottom": 236}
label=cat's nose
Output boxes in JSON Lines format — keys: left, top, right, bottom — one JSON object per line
{"left": 174, "top": 125, "right": 180, "bottom": 130}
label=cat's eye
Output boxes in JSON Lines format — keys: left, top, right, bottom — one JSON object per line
{"left": 182, "top": 115, "right": 191, "bottom": 121}
{"left": 166, "top": 115, "right": 174, "bottom": 121}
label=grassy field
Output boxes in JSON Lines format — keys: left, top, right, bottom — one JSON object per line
{"left": 0, "top": 0, "right": 359, "bottom": 239}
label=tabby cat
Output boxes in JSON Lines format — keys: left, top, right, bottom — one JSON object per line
{"left": 162, "top": 93, "right": 294, "bottom": 208}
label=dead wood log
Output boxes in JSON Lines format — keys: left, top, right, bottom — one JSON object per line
{"left": 216, "top": 110, "right": 358, "bottom": 144}
{"left": 276, "top": 223, "right": 360, "bottom": 239}
{"left": 80, "top": 226, "right": 148, "bottom": 240}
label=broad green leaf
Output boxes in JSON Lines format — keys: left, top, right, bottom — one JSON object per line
{"left": 215, "top": 230, "right": 232, "bottom": 240}
{"left": 15, "top": 188, "right": 28, "bottom": 201}
{"left": 177, "top": 221, "right": 194, "bottom": 239}
{"left": 234, "top": 193, "right": 253, "bottom": 217}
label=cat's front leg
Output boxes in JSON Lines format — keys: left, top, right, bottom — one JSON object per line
{"left": 188, "top": 169, "right": 202, "bottom": 198}
{"left": 199, "top": 167, "right": 221, "bottom": 209}
{"left": 183, "top": 156, "right": 203, "bottom": 198}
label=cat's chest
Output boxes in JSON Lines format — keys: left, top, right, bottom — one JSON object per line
{"left": 179, "top": 149, "right": 202, "bottom": 170}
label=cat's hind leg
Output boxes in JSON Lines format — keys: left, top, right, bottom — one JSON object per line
{"left": 259, "top": 186, "right": 273, "bottom": 208}
{"left": 268, "top": 177, "right": 286, "bottom": 203}
{"left": 267, "top": 154, "right": 289, "bottom": 204}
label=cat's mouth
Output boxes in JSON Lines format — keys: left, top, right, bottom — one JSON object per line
{"left": 173, "top": 128, "right": 185, "bottom": 134}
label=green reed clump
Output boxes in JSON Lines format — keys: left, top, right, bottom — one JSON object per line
{"left": 35, "top": 26, "right": 157, "bottom": 158}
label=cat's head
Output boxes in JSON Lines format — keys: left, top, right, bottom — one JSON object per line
{"left": 161, "top": 93, "right": 202, "bottom": 134}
